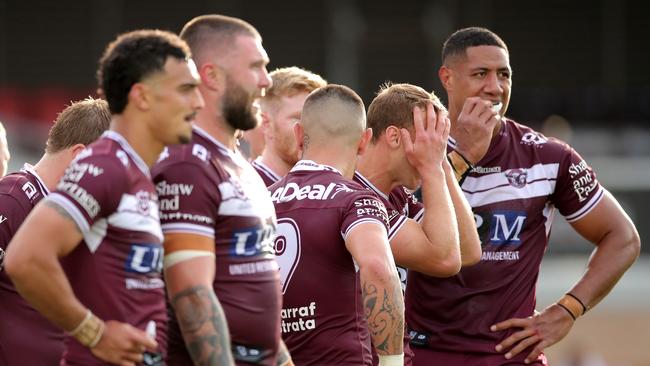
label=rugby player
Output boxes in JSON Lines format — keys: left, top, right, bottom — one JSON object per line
{"left": 153, "top": 14, "right": 291, "bottom": 366}
{"left": 5, "top": 29, "right": 202, "bottom": 365}
{"left": 270, "top": 84, "right": 404, "bottom": 366}
{"left": 0, "top": 98, "right": 110, "bottom": 365}
{"left": 406, "top": 26, "right": 640, "bottom": 365}
{"left": 250, "top": 66, "right": 326, "bottom": 186}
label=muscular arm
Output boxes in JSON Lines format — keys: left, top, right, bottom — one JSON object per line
{"left": 391, "top": 103, "right": 461, "bottom": 277}
{"left": 164, "top": 233, "right": 234, "bottom": 366}
{"left": 492, "top": 191, "right": 640, "bottom": 362}
{"left": 5, "top": 201, "right": 88, "bottom": 330}
{"left": 345, "top": 223, "right": 404, "bottom": 357}
{"left": 567, "top": 190, "right": 640, "bottom": 309}
{"left": 442, "top": 160, "right": 482, "bottom": 266}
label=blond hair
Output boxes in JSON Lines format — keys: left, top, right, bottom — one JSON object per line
{"left": 46, "top": 97, "right": 111, "bottom": 153}
{"left": 264, "top": 67, "right": 326, "bottom": 104}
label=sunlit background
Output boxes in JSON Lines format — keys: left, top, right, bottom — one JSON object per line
{"left": 1, "top": 1, "right": 648, "bottom": 364}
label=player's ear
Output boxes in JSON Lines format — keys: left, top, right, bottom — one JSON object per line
{"left": 294, "top": 122, "right": 305, "bottom": 151}
{"left": 128, "top": 83, "right": 150, "bottom": 110}
{"left": 384, "top": 125, "right": 401, "bottom": 148}
{"left": 357, "top": 128, "right": 373, "bottom": 156}
{"left": 439, "top": 66, "right": 452, "bottom": 91}
{"left": 69, "top": 144, "right": 86, "bottom": 157}
{"left": 200, "top": 62, "right": 223, "bottom": 91}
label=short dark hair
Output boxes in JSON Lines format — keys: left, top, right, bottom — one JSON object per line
{"left": 180, "top": 14, "right": 260, "bottom": 60}
{"left": 442, "top": 27, "right": 508, "bottom": 65}
{"left": 97, "top": 29, "right": 191, "bottom": 114}
{"left": 367, "top": 83, "right": 444, "bottom": 142}
{"left": 46, "top": 97, "right": 111, "bottom": 153}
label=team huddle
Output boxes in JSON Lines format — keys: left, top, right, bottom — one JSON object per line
{"left": 0, "top": 14, "right": 640, "bottom": 366}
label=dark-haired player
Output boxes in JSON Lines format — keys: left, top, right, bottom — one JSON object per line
{"left": 6, "top": 29, "right": 203, "bottom": 365}
{"left": 153, "top": 14, "right": 291, "bottom": 366}
{"left": 0, "top": 98, "right": 110, "bottom": 366}
{"left": 406, "top": 26, "right": 640, "bottom": 365}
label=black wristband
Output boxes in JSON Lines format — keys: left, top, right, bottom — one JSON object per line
{"left": 556, "top": 303, "right": 577, "bottom": 321}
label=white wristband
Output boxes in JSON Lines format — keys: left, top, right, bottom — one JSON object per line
{"left": 378, "top": 354, "right": 404, "bottom": 366}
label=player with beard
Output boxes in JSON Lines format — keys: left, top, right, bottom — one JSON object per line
{"left": 5, "top": 30, "right": 203, "bottom": 365}
{"left": 0, "top": 98, "right": 110, "bottom": 366}
{"left": 270, "top": 84, "right": 404, "bottom": 366}
{"left": 152, "top": 14, "right": 291, "bottom": 366}
{"left": 248, "top": 66, "right": 326, "bottom": 186}
{"left": 405, "top": 27, "right": 640, "bottom": 365}
{"left": 0, "top": 122, "right": 9, "bottom": 177}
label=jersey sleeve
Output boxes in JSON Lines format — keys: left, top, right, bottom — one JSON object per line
{"left": 386, "top": 186, "right": 424, "bottom": 241}
{"left": 551, "top": 144, "right": 604, "bottom": 222}
{"left": 341, "top": 192, "right": 390, "bottom": 239}
{"left": 0, "top": 194, "right": 30, "bottom": 271}
{"left": 46, "top": 155, "right": 128, "bottom": 233}
{"left": 153, "top": 161, "right": 218, "bottom": 239}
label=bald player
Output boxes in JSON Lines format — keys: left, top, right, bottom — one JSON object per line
{"left": 270, "top": 84, "right": 404, "bottom": 366}
{"left": 0, "top": 122, "right": 9, "bottom": 177}
{"left": 249, "top": 66, "right": 326, "bottom": 186}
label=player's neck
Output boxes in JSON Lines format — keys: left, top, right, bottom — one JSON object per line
{"left": 356, "top": 146, "right": 396, "bottom": 195}
{"left": 33, "top": 152, "right": 70, "bottom": 191}
{"left": 258, "top": 149, "right": 292, "bottom": 178}
{"left": 302, "top": 148, "right": 356, "bottom": 179}
{"left": 110, "top": 117, "right": 163, "bottom": 167}
{"left": 194, "top": 108, "right": 238, "bottom": 151}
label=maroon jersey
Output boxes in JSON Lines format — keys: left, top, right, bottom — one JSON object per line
{"left": 0, "top": 164, "right": 64, "bottom": 365}
{"left": 354, "top": 172, "right": 423, "bottom": 365}
{"left": 152, "top": 126, "right": 281, "bottom": 366}
{"left": 252, "top": 157, "right": 281, "bottom": 187}
{"left": 406, "top": 119, "right": 604, "bottom": 365}
{"left": 48, "top": 132, "right": 167, "bottom": 366}
{"left": 271, "top": 160, "right": 391, "bottom": 366}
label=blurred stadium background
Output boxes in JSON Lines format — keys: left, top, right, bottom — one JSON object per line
{"left": 1, "top": 1, "right": 648, "bottom": 364}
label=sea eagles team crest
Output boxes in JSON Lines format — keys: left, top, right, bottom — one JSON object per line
{"left": 505, "top": 169, "right": 528, "bottom": 188}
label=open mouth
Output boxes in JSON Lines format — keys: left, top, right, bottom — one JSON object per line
{"left": 184, "top": 112, "right": 197, "bottom": 122}
{"left": 491, "top": 102, "right": 502, "bottom": 114}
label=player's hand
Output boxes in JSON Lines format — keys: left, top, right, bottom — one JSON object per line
{"left": 452, "top": 97, "right": 500, "bottom": 165}
{"left": 490, "top": 304, "right": 574, "bottom": 364}
{"left": 400, "top": 102, "right": 450, "bottom": 175}
{"left": 90, "top": 320, "right": 158, "bottom": 366}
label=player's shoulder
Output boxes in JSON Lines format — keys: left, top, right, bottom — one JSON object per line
{"left": 154, "top": 141, "right": 217, "bottom": 173}
{"left": 270, "top": 169, "right": 369, "bottom": 205}
{"left": 0, "top": 172, "right": 38, "bottom": 209}
{"left": 505, "top": 118, "right": 573, "bottom": 160}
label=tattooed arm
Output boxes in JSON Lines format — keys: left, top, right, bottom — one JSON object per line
{"left": 345, "top": 222, "right": 404, "bottom": 359}
{"left": 164, "top": 233, "right": 234, "bottom": 366}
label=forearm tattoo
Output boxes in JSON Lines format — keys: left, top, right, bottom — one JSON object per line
{"left": 171, "top": 285, "right": 234, "bottom": 366}
{"left": 362, "top": 280, "right": 404, "bottom": 355}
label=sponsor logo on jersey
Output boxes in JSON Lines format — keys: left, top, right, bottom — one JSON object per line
{"left": 22, "top": 181, "right": 38, "bottom": 200}
{"left": 520, "top": 132, "right": 548, "bottom": 146}
{"left": 157, "top": 181, "right": 194, "bottom": 211}
{"left": 57, "top": 181, "right": 100, "bottom": 218}
{"left": 230, "top": 223, "right": 276, "bottom": 257}
{"left": 505, "top": 169, "right": 528, "bottom": 188}
{"left": 475, "top": 210, "right": 527, "bottom": 261}
{"left": 270, "top": 182, "right": 351, "bottom": 203}
{"left": 125, "top": 243, "right": 163, "bottom": 275}
{"left": 281, "top": 302, "right": 317, "bottom": 333}
{"left": 569, "top": 159, "right": 596, "bottom": 202}
{"left": 64, "top": 163, "right": 104, "bottom": 182}
{"left": 472, "top": 166, "right": 502, "bottom": 174}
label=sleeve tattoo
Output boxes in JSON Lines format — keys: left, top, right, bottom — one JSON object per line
{"left": 171, "top": 285, "right": 234, "bottom": 366}
{"left": 362, "top": 281, "right": 405, "bottom": 355}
